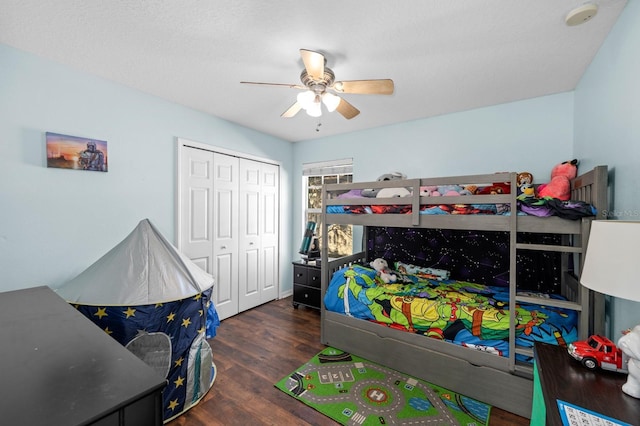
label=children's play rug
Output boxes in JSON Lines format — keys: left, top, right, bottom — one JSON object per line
{"left": 275, "top": 347, "right": 491, "bottom": 426}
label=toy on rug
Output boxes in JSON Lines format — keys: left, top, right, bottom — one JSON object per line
{"left": 370, "top": 258, "right": 397, "bottom": 283}
{"left": 537, "top": 159, "right": 578, "bottom": 201}
{"left": 618, "top": 325, "right": 640, "bottom": 398}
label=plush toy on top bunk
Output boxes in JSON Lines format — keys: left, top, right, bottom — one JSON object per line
{"left": 516, "top": 159, "right": 596, "bottom": 219}
{"left": 419, "top": 184, "right": 474, "bottom": 196}
{"left": 516, "top": 172, "right": 534, "bottom": 198}
{"left": 362, "top": 172, "right": 410, "bottom": 198}
{"left": 537, "top": 159, "right": 578, "bottom": 201}
{"left": 370, "top": 258, "right": 397, "bottom": 283}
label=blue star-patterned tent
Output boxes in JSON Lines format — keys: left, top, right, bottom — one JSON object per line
{"left": 56, "top": 219, "right": 219, "bottom": 422}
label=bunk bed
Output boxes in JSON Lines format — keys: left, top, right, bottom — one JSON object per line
{"left": 319, "top": 165, "right": 608, "bottom": 418}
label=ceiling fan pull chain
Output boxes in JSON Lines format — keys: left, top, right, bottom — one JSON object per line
{"left": 316, "top": 119, "right": 322, "bottom": 132}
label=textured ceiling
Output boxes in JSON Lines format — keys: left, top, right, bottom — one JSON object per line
{"left": 0, "top": 1, "right": 628, "bottom": 142}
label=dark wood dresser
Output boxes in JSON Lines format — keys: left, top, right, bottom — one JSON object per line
{"left": 0, "top": 286, "right": 166, "bottom": 426}
{"left": 292, "top": 260, "right": 321, "bottom": 310}
{"left": 532, "top": 341, "right": 640, "bottom": 425}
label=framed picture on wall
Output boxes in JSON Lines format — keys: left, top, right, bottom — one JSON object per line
{"left": 46, "top": 132, "right": 108, "bottom": 172}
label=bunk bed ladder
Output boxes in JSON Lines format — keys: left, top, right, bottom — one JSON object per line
{"left": 512, "top": 165, "right": 608, "bottom": 375}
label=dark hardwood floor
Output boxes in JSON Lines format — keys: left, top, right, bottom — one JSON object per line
{"left": 167, "top": 297, "right": 530, "bottom": 426}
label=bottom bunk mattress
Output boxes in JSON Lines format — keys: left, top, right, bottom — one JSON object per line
{"left": 323, "top": 263, "right": 578, "bottom": 361}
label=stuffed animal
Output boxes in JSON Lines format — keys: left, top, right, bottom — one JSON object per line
{"left": 477, "top": 182, "right": 511, "bottom": 195}
{"left": 537, "top": 159, "right": 578, "bottom": 201}
{"left": 464, "top": 185, "right": 478, "bottom": 195}
{"left": 437, "top": 184, "right": 465, "bottom": 196}
{"left": 618, "top": 326, "right": 640, "bottom": 398}
{"left": 377, "top": 187, "right": 411, "bottom": 198}
{"left": 517, "top": 183, "right": 536, "bottom": 200}
{"left": 420, "top": 185, "right": 473, "bottom": 196}
{"left": 517, "top": 172, "right": 533, "bottom": 196}
{"left": 370, "top": 258, "right": 397, "bottom": 283}
{"left": 420, "top": 185, "right": 441, "bottom": 196}
{"left": 362, "top": 172, "right": 407, "bottom": 198}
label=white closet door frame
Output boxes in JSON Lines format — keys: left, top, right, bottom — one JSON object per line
{"left": 176, "top": 138, "right": 281, "bottom": 318}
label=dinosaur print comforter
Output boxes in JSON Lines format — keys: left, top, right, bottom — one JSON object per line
{"left": 323, "top": 264, "right": 578, "bottom": 361}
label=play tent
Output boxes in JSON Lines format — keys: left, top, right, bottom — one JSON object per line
{"left": 56, "top": 219, "right": 219, "bottom": 422}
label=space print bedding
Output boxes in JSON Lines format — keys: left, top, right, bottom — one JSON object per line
{"left": 323, "top": 262, "right": 578, "bottom": 362}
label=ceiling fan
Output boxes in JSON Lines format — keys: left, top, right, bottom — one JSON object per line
{"left": 241, "top": 49, "right": 394, "bottom": 120}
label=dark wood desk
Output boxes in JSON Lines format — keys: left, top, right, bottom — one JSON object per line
{"left": 533, "top": 342, "right": 640, "bottom": 425}
{"left": 0, "top": 286, "right": 166, "bottom": 426}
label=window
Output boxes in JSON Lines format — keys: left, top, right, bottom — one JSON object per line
{"left": 303, "top": 159, "right": 353, "bottom": 258}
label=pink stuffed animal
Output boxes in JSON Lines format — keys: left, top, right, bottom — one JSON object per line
{"left": 420, "top": 186, "right": 441, "bottom": 196}
{"left": 537, "top": 159, "right": 578, "bottom": 201}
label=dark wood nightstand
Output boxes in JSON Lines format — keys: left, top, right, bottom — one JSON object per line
{"left": 292, "top": 260, "right": 321, "bottom": 310}
{"left": 532, "top": 342, "right": 640, "bottom": 425}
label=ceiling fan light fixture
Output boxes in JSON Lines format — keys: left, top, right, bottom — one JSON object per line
{"left": 242, "top": 49, "right": 391, "bottom": 120}
{"left": 306, "top": 100, "right": 322, "bottom": 117}
{"left": 322, "top": 92, "right": 341, "bottom": 112}
{"left": 296, "top": 90, "right": 315, "bottom": 110}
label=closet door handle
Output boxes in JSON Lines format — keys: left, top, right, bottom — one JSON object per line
{"left": 220, "top": 245, "right": 227, "bottom": 250}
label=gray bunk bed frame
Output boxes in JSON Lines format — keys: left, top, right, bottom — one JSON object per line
{"left": 319, "top": 165, "right": 608, "bottom": 418}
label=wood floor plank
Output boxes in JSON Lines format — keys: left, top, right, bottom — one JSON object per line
{"left": 167, "top": 297, "right": 529, "bottom": 426}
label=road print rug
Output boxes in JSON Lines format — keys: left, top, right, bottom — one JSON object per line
{"left": 275, "top": 347, "right": 491, "bottom": 426}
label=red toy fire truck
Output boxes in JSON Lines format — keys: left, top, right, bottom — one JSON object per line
{"left": 567, "top": 335, "right": 629, "bottom": 373}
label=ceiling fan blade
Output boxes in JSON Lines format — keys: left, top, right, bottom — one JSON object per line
{"left": 300, "top": 49, "right": 325, "bottom": 81}
{"left": 335, "top": 97, "right": 360, "bottom": 120}
{"left": 332, "top": 79, "right": 394, "bottom": 95}
{"left": 240, "top": 81, "right": 306, "bottom": 89}
{"left": 281, "top": 101, "right": 302, "bottom": 118}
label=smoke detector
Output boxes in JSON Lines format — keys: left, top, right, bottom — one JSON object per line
{"left": 566, "top": 4, "right": 599, "bottom": 26}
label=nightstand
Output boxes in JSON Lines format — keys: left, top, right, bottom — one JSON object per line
{"left": 292, "top": 260, "right": 321, "bottom": 310}
{"left": 532, "top": 342, "right": 640, "bottom": 425}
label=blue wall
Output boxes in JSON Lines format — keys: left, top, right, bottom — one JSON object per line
{"left": 0, "top": 44, "right": 293, "bottom": 293}
{"left": 574, "top": 0, "right": 640, "bottom": 335}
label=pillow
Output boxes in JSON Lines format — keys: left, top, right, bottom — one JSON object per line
{"left": 394, "top": 261, "right": 450, "bottom": 281}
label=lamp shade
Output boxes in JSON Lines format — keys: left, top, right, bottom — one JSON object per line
{"left": 580, "top": 220, "right": 640, "bottom": 302}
